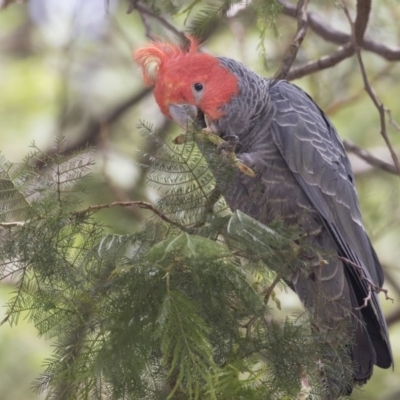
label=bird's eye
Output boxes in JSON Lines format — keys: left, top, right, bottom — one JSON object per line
{"left": 194, "top": 83, "right": 203, "bottom": 92}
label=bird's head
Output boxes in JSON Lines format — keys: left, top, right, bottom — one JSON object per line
{"left": 134, "top": 37, "right": 239, "bottom": 131}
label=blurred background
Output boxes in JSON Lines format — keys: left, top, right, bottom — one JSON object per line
{"left": 0, "top": 0, "right": 399, "bottom": 398}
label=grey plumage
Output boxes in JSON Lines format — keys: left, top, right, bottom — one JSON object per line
{"left": 214, "top": 57, "right": 392, "bottom": 385}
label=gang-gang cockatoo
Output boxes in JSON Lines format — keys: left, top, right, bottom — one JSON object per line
{"left": 134, "top": 37, "right": 392, "bottom": 394}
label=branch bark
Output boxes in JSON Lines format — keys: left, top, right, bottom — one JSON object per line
{"left": 274, "top": 0, "right": 309, "bottom": 80}
{"left": 344, "top": 140, "right": 398, "bottom": 175}
{"left": 341, "top": 1, "right": 400, "bottom": 176}
{"left": 286, "top": 43, "right": 354, "bottom": 81}
{"left": 354, "top": 0, "right": 371, "bottom": 45}
{"left": 278, "top": 0, "right": 400, "bottom": 61}
{"left": 128, "top": 1, "right": 188, "bottom": 43}
{"left": 36, "top": 88, "right": 151, "bottom": 168}
{"left": 73, "top": 200, "right": 186, "bottom": 230}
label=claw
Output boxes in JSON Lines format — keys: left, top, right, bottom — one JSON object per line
{"left": 217, "top": 135, "right": 255, "bottom": 177}
{"left": 228, "top": 153, "right": 256, "bottom": 177}
{"left": 236, "top": 161, "right": 256, "bottom": 177}
{"left": 223, "top": 135, "right": 240, "bottom": 144}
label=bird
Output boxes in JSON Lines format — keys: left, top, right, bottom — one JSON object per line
{"left": 134, "top": 37, "right": 393, "bottom": 395}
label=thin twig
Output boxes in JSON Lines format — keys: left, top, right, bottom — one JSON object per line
{"left": 128, "top": 1, "right": 187, "bottom": 43}
{"left": 341, "top": 0, "right": 400, "bottom": 176}
{"left": 385, "top": 108, "right": 400, "bottom": 132}
{"left": 133, "top": 1, "right": 155, "bottom": 40}
{"left": 245, "top": 315, "right": 259, "bottom": 338}
{"left": 325, "top": 63, "right": 394, "bottom": 115}
{"left": 338, "top": 256, "right": 393, "bottom": 308}
{"left": 274, "top": 0, "right": 309, "bottom": 80}
{"left": 344, "top": 140, "right": 397, "bottom": 175}
{"left": 263, "top": 274, "right": 282, "bottom": 305}
{"left": 0, "top": 221, "right": 26, "bottom": 228}
{"left": 278, "top": 0, "right": 400, "bottom": 61}
{"left": 73, "top": 200, "right": 185, "bottom": 229}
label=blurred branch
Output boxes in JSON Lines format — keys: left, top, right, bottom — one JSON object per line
{"left": 87, "top": 88, "right": 151, "bottom": 142}
{"left": 133, "top": 2, "right": 154, "bottom": 40}
{"left": 385, "top": 269, "right": 400, "bottom": 298}
{"left": 0, "top": 0, "right": 14, "bottom": 9}
{"left": 278, "top": 0, "right": 400, "bottom": 61}
{"left": 286, "top": 43, "right": 354, "bottom": 81}
{"left": 341, "top": 1, "right": 400, "bottom": 176}
{"left": 127, "top": 1, "right": 188, "bottom": 43}
{"left": 0, "top": 221, "right": 26, "bottom": 228}
{"left": 37, "top": 89, "right": 151, "bottom": 167}
{"left": 386, "top": 308, "right": 400, "bottom": 327}
{"left": 386, "top": 108, "right": 400, "bottom": 132}
{"left": 99, "top": 123, "right": 145, "bottom": 222}
{"left": 384, "top": 268, "right": 400, "bottom": 327}
{"left": 274, "top": 0, "right": 309, "bottom": 80}
{"left": 284, "top": 0, "right": 372, "bottom": 80}
{"left": 353, "top": 0, "right": 370, "bottom": 45}
{"left": 344, "top": 140, "right": 397, "bottom": 175}
{"left": 263, "top": 274, "right": 282, "bottom": 305}
{"left": 0, "top": 19, "right": 34, "bottom": 56}
{"left": 325, "top": 63, "right": 394, "bottom": 115}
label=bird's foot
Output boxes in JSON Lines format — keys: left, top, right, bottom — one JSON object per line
{"left": 217, "top": 135, "right": 256, "bottom": 178}
{"left": 216, "top": 135, "right": 240, "bottom": 153}
{"left": 173, "top": 130, "right": 255, "bottom": 177}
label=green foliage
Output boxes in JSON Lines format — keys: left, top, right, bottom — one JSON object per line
{"left": 186, "top": 1, "right": 241, "bottom": 38}
{"left": 252, "top": 0, "right": 283, "bottom": 68}
{"left": 138, "top": 121, "right": 232, "bottom": 229}
{"left": 0, "top": 133, "right": 353, "bottom": 399}
{"left": 141, "top": 0, "right": 282, "bottom": 59}
{"left": 1, "top": 1, "right": 399, "bottom": 399}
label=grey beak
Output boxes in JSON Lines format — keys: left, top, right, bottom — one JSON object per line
{"left": 169, "top": 104, "right": 198, "bottom": 129}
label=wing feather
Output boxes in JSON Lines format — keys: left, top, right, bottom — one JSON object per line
{"left": 269, "top": 80, "right": 392, "bottom": 367}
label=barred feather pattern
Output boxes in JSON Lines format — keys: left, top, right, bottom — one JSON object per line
{"left": 211, "top": 56, "right": 392, "bottom": 389}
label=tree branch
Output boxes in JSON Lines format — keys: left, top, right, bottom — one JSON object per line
{"left": 274, "top": 0, "right": 309, "bottom": 80}
{"left": 343, "top": 140, "right": 398, "bottom": 175}
{"left": 36, "top": 89, "right": 151, "bottom": 168}
{"left": 0, "top": 221, "right": 26, "bottom": 228}
{"left": 285, "top": 43, "right": 354, "bottom": 81}
{"left": 354, "top": 0, "right": 371, "bottom": 45}
{"left": 383, "top": 268, "right": 400, "bottom": 327}
{"left": 325, "top": 63, "right": 394, "bottom": 116}
{"left": 278, "top": 0, "right": 400, "bottom": 61}
{"left": 384, "top": 268, "right": 400, "bottom": 298}
{"left": 386, "top": 308, "right": 400, "bottom": 327}
{"left": 73, "top": 201, "right": 186, "bottom": 229}
{"left": 341, "top": 1, "right": 400, "bottom": 176}
{"left": 128, "top": 1, "right": 188, "bottom": 43}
